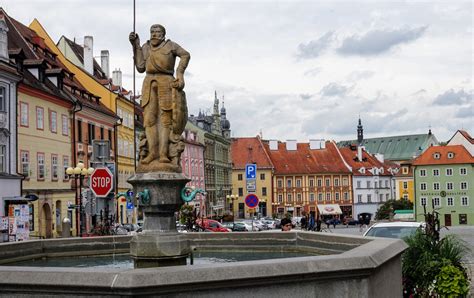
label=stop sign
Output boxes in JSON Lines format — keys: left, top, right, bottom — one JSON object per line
{"left": 90, "top": 168, "right": 113, "bottom": 197}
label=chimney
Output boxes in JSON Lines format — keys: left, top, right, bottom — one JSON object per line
{"left": 357, "top": 146, "right": 363, "bottom": 162}
{"left": 83, "top": 36, "right": 94, "bottom": 75}
{"left": 320, "top": 139, "right": 326, "bottom": 149}
{"left": 375, "top": 153, "right": 384, "bottom": 163}
{"left": 309, "top": 139, "right": 319, "bottom": 150}
{"left": 286, "top": 140, "right": 297, "bottom": 151}
{"left": 0, "top": 16, "right": 9, "bottom": 61}
{"left": 100, "top": 50, "right": 109, "bottom": 78}
{"left": 269, "top": 140, "right": 278, "bottom": 150}
{"left": 112, "top": 69, "right": 122, "bottom": 87}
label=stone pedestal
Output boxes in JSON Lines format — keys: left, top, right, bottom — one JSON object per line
{"left": 128, "top": 172, "right": 190, "bottom": 268}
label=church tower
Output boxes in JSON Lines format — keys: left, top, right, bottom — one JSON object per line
{"left": 357, "top": 117, "right": 364, "bottom": 145}
{"left": 220, "top": 96, "right": 231, "bottom": 139}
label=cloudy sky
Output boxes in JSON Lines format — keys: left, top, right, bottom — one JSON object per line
{"left": 5, "top": 0, "right": 473, "bottom": 142}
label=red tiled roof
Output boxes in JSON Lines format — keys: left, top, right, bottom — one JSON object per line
{"left": 459, "top": 130, "right": 474, "bottom": 144}
{"left": 412, "top": 145, "right": 474, "bottom": 166}
{"left": 231, "top": 137, "right": 274, "bottom": 170}
{"left": 339, "top": 147, "right": 393, "bottom": 176}
{"left": 264, "top": 141, "right": 351, "bottom": 174}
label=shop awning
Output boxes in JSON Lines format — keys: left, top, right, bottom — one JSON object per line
{"left": 317, "top": 204, "right": 343, "bottom": 215}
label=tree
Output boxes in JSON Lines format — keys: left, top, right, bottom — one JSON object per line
{"left": 375, "top": 199, "right": 413, "bottom": 220}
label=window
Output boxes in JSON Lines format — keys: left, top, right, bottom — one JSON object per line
{"left": 61, "top": 115, "right": 68, "bottom": 135}
{"left": 318, "top": 193, "right": 323, "bottom": 202}
{"left": 278, "top": 194, "right": 283, "bottom": 203}
{"left": 88, "top": 123, "right": 95, "bottom": 143}
{"left": 379, "top": 194, "right": 383, "bottom": 202}
{"left": 420, "top": 169, "right": 426, "bottom": 177}
{"left": 446, "top": 182, "right": 453, "bottom": 190}
{"left": 460, "top": 168, "right": 467, "bottom": 175}
{"left": 325, "top": 193, "right": 331, "bottom": 201}
{"left": 433, "top": 197, "right": 440, "bottom": 207}
{"left": 385, "top": 180, "right": 389, "bottom": 188}
{"left": 421, "top": 197, "right": 427, "bottom": 206}
{"left": 334, "top": 178, "right": 339, "bottom": 187}
{"left": 357, "top": 194, "right": 362, "bottom": 203}
{"left": 447, "top": 152, "right": 454, "bottom": 159}
{"left": 461, "top": 182, "right": 468, "bottom": 190}
{"left": 447, "top": 197, "right": 454, "bottom": 206}
{"left": 325, "top": 178, "right": 330, "bottom": 187}
{"left": 0, "top": 87, "right": 5, "bottom": 112}
{"left": 277, "top": 179, "right": 283, "bottom": 188}
{"left": 433, "top": 182, "right": 440, "bottom": 190}
{"left": 237, "top": 174, "right": 243, "bottom": 181}
{"left": 309, "top": 193, "right": 315, "bottom": 202}
{"left": 297, "top": 193, "right": 302, "bottom": 201}
{"left": 37, "top": 153, "right": 45, "bottom": 180}
{"left": 366, "top": 181, "right": 371, "bottom": 188}
{"left": 296, "top": 179, "right": 301, "bottom": 188}
{"left": 108, "top": 129, "right": 112, "bottom": 143}
{"left": 287, "top": 179, "right": 292, "bottom": 188}
{"left": 343, "top": 178, "right": 348, "bottom": 186}
{"left": 100, "top": 127, "right": 104, "bottom": 140}
{"left": 420, "top": 183, "right": 427, "bottom": 191}
{"left": 238, "top": 187, "right": 243, "bottom": 196}
{"left": 461, "top": 197, "right": 469, "bottom": 206}
{"left": 357, "top": 181, "right": 361, "bottom": 188}
{"left": 403, "top": 194, "right": 408, "bottom": 200}
{"left": 260, "top": 173, "right": 265, "bottom": 180}
{"left": 63, "top": 156, "right": 69, "bottom": 180}
{"left": 367, "top": 194, "right": 372, "bottom": 203}
{"left": 335, "top": 192, "right": 340, "bottom": 201}
{"left": 20, "top": 102, "right": 28, "bottom": 126}
{"left": 309, "top": 179, "right": 314, "bottom": 187}
{"left": 374, "top": 181, "right": 378, "bottom": 188}
{"left": 385, "top": 193, "right": 389, "bottom": 201}
{"left": 51, "top": 154, "right": 58, "bottom": 180}
{"left": 77, "top": 120, "right": 82, "bottom": 142}
{"left": 287, "top": 193, "right": 292, "bottom": 202}
{"left": 21, "top": 151, "right": 29, "bottom": 177}
{"left": 403, "top": 182, "right": 408, "bottom": 189}
{"left": 0, "top": 145, "right": 5, "bottom": 173}
{"left": 344, "top": 192, "right": 348, "bottom": 200}
{"left": 433, "top": 152, "right": 440, "bottom": 159}
{"left": 36, "top": 107, "right": 44, "bottom": 130}
{"left": 446, "top": 168, "right": 453, "bottom": 176}
{"left": 317, "top": 179, "right": 322, "bottom": 187}
{"left": 49, "top": 110, "right": 57, "bottom": 133}
{"left": 459, "top": 214, "right": 467, "bottom": 225}
{"left": 262, "top": 187, "right": 267, "bottom": 196}
{"left": 433, "top": 169, "right": 439, "bottom": 176}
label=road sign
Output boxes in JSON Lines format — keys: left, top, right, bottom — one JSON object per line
{"left": 245, "top": 164, "right": 257, "bottom": 179}
{"left": 245, "top": 194, "right": 259, "bottom": 208}
{"left": 126, "top": 201, "right": 134, "bottom": 210}
{"left": 246, "top": 180, "right": 256, "bottom": 192}
{"left": 127, "top": 190, "right": 134, "bottom": 197}
{"left": 90, "top": 167, "right": 113, "bottom": 198}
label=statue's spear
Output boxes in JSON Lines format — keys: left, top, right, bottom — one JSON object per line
{"left": 132, "top": 0, "right": 137, "bottom": 170}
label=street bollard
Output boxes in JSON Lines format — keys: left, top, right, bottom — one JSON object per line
{"left": 62, "top": 217, "right": 71, "bottom": 238}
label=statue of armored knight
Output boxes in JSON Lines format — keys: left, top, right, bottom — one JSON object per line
{"left": 130, "top": 24, "right": 190, "bottom": 173}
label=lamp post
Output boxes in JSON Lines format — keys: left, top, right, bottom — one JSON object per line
{"left": 66, "top": 162, "right": 94, "bottom": 237}
{"left": 226, "top": 194, "right": 238, "bottom": 226}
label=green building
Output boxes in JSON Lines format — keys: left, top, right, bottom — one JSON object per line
{"left": 413, "top": 145, "right": 474, "bottom": 226}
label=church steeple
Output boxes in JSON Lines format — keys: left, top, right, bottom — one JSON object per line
{"left": 357, "top": 117, "right": 364, "bottom": 144}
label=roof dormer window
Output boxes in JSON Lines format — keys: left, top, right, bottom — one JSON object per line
{"left": 433, "top": 152, "right": 441, "bottom": 159}
{"left": 447, "top": 152, "right": 455, "bottom": 159}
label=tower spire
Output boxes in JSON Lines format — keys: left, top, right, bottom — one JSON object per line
{"left": 357, "top": 116, "right": 364, "bottom": 145}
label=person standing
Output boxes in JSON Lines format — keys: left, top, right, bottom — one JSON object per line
{"left": 280, "top": 218, "right": 293, "bottom": 231}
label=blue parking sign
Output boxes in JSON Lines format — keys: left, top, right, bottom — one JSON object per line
{"left": 246, "top": 164, "right": 257, "bottom": 179}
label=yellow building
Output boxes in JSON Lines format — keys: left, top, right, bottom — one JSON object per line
{"left": 30, "top": 20, "right": 137, "bottom": 224}
{"left": 230, "top": 137, "right": 274, "bottom": 219}
{"left": 395, "top": 162, "right": 415, "bottom": 202}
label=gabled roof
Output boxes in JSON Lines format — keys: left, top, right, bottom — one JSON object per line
{"left": 448, "top": 130, "right": 474, "bottom": 145}
{"left": 264, "top": 141, "right": 351, "bottom": 175}
{"left": 338, "top": 133, "right": 439, "bottom": 161}
{"left": 412, "top": 145, "right": 474, "bottom": 166}
{"left": 339, "top": 146, "right": 392, "bottom": 176}
{"left": 231, "top": 137, "right": 274, "bottom": 170}
{"left": 61, "top": 36, "right": 107, "bottom": 80}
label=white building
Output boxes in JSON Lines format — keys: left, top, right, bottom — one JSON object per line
{"left": 0, "top": 16, "right": 22, "bottom": 217}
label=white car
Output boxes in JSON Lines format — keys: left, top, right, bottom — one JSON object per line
{"left": 363, "top": 222, "right": 424, "bottom": 239}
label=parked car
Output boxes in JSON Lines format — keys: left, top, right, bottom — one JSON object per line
{"left": 325, "top": 218, "right": 341, "bottom": 226}
{"left": 363, "top": 222, "right": 424, "bottom": 240}
{"left": 196, "top": 219, "right": 230, "bottom": 232}
{"left": 122, "top": 224, "right": 141, "bottom": 234}
{"left": 347, "top": 219, "right": 359, "bottom": 225}
{"left": 262, "top": 219, "right": 276, "bottom": 229}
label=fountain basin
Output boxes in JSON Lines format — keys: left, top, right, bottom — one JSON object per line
{"left": 0, "top": 231, "right": 406, "bottom": 297}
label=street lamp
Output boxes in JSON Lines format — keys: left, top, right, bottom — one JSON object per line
{"left": 66, "top": 162, "right": 94, "bottom": 237}
{"left": 226, "top": 194, "right": 238, "bottom": 225}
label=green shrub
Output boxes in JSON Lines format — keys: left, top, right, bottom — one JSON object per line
{"left": 435, "top": 263, "right": 470, "bottom": 297}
